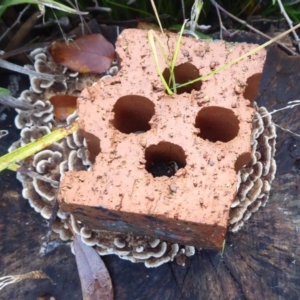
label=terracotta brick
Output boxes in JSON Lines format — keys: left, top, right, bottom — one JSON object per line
{"left": 58, "top": 29, "right": 266, "bottom": 250}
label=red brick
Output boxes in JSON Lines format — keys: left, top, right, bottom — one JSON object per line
{"left": 58, "top": 29, "right": 266, "bottom": 250}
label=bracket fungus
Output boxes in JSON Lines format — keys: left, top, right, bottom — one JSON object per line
{"left": 9, "top": 33, "right": 276, "bottom": 268}
{"left": 229, "top": 104, "right": 277, "bottom": 232}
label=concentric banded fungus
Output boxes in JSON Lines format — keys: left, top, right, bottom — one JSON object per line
{"left": 10, "top": 38, "right": 276, "bottom": 268}
{"left": 230, "top": 103, "right": 277, "bottom": 233}
{"left": 8, "top": 47, "right": 103, "bottom": 241}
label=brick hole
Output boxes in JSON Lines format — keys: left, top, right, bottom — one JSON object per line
{"left": 243, "top": 73, "right": 262, "bottom": 103}
{"left": 162, "top": 62, "right": 202, "bottom": 94}
{"left": 145, "top": 142, "right": 186, "bottom": 178}
{"left": 79, "top": 130, "right": 101, "bottom": 163}
{"left": 195, "top": 106, "right": 240, "bottom": 142}
{"left": 112, "top": 95, "right": 155, "bottom": 134}
{"left": 234, "top": 152, "right": 252, "bottom": 173}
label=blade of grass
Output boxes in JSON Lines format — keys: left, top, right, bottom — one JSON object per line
{"left": 169, "top": 24, "right": 211, "bottom": 39}
{"left": 0, "top": 87, "right": 10, "bottom": 95}
{"left": 105, "top": 0, "right": 153, "bottom": 18}
{"left": 150, "top": 0, "right": 176, "bottom": 93}
{"left": 148, "top": 30, "right": 173, "bottom": 95}
{"left": 0, "top": 121, "right": 78, "bottom": 172}
{"left": 170, "top": 19, "right": 188, "bottom": 93}
{"left": 0, "top": 0, "right": 87, "bottom": 18}
{"left": 176, "top": 22, "right": 300, "bottom": 89}
{"left": 6, "top": 163, "right": 20, "bottom": 171}
{"left": 150, "top": 0, "right": 165, "bottom": 35}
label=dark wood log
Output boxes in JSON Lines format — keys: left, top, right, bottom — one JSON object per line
{"left": 1, "top": 46, "right": 300, "bottom": 300}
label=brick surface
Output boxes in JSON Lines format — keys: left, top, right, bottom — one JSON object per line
{"left": 58, "top": 29, "right": 266, "bottom": 250}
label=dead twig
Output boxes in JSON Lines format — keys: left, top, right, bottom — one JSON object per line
{"left": 260, "top": 100, "right": 300, "bottom": 138}
{"left": 5, "top": 11, "right": 40, "bottom": 52}
{"left": 0, "top": 130, "right": 8, "bottom": 139}
{"left": 0, "top": 271, "right": 55, "bottom": 291}
{"left": 0, "top": 94, "right": 34, "bottom": 110}
{"left": 275, "top": 123, "right": 300, "bottom": 138}
{"left": 0, "top": 5, "right": 30, "bottom": 44}
{"left": 17, "top": 165, "right": 60, "bottom": 187}
{"left": 86, "top": 0, "right": 112, "bottom": 12}
{"left": 181, "top": 0, "right": 186, "bottom": 21}
{"left": 39, "top": 193, "right": 60, "bottom": 256}
{"left": 213, "top": 0, "right": 227, "bottom": 40}
{"left": 276, "top": 0, "right": 300, "bottom": 52}
{"left": 0, "top": 59, "right": 67, "bottom": 81}
{"left": 210, "top": 0, "right": 299, "bottom": 56}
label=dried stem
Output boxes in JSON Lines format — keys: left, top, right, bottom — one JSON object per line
{"left": 16, "top": 165, "right": 60, "bottom": 188}
{"left": 86, "top": 0, "right": 112, "bottom": 12}
{"left": 213, "top": 0, "right": 227, "bottom": 40}
{"left": 276, "top": 0, "right": 300, "bottom": 52}
{"left": 210, "top": 0, "right": 299, "bottom": 56}
{"left": 0, "top": 59, "right": 67, "bottom": 81}
{"left": 0, "top": 94, "right": 34, "bottom": 110}
{"left": 0, "top": 41, "right": 55, "bottom": 60}
{"left": 0, "top": 271, "right": 55, "bottom": 291}
{"left": 39, "top": 194, "right": 60, "bottom": 256}
{"left": 263, "top": 100, "right": 300, "bottom": 116}
{"left": 181, "top": 0, "right": 186, "bottom": 20}
{"left": 275, "top": 123, "right": 300, "bottom": 138}
{"left": 0, "top": 5, "right": 30, "bottom": 43}
{"left": 260, "top": 100, "right": 300, "bottom": 138}
{"left": 0, "top": 130, "right": 8, "bottom": 139}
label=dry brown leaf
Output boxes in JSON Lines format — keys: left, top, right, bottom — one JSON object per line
{"left": 49, "top": 34, "right": 116, "bottom": 74}
{"left": 74, "top": 234, "right": 114, "bottom": 300}
{"left": 49, "top": 94, "right": 77, "bottom": 121}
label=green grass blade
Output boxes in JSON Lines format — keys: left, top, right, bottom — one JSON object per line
{"left": 0, "top": 122, "right": 78, "bottom": 172}
{"left": 0, "top": 0, "right": 87, "bottom": 18}
{"left": 106, "top": 0, "right": 153, "bottom": 18}
{"left": 169, "top": 19, "right": 188, "bottom": 93}
{"left": 38, "top": 0, "right": 88, "bottom": 15}
{"left": 7, "top": 163, "right": 20, "bottom": 172}
{"left": 0, "top": 87, "right": 10, "bottom": 95}
{"left": 150, "top": 0, "right": 164, "bottom": 35}
{"left": 169, "top": 24, "right": 211, "bottom": 39}
{"left": 148, "top": 30, "right": 173, "bottom": 95}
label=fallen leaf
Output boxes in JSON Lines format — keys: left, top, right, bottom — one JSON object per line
{"left": 49, "top": 34, "right": 116, "bottom": 74}
{"left": 74, "top": 234, "right": 114, "bottom": 300}
{"left": 49, "top": 94, "right": 77, "bottom": 121}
